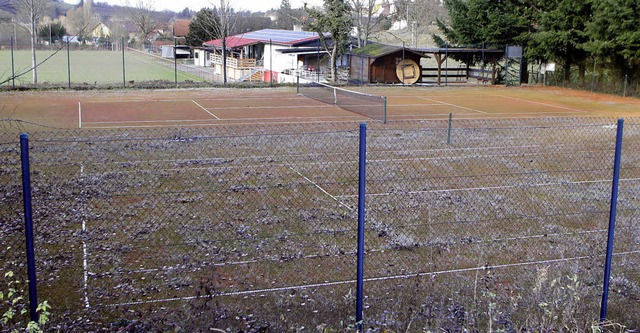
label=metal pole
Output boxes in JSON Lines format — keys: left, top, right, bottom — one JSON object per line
{"left": 481, "top": 42, "right": 485, "bottom": 83}
{"left": 505, "top": 46, "right": 509, "bottom": 86}
{"left": 316, "top": 46, "right": 320, "bottom": 82}
{"left": 623, "top": 59, "right": 629, "bottom": 97}
{"left": 270, "top": 39, "right": 273, "bottom": 87}
{"left": 11, "top": 36, "right": 15, "bottom": 89}
{"left": 600, "top": 118, "right": 624, "bottom": 322}
{"left": 591, "top": 59, "right": 597, "bottom": 92}
{"left": 445, "top": 43, "right": 448, "bottom": 86}
{"left": 20, "top": 133, "right": 39, "bottom": 323}
{"left": 67, "top": 40, "right": 71, "bottom": 89}
{"left": 447, "top": 112, "right": 452, "bottom": 145}
{"left": 356, "top": 123, "right": 367, "bottom": 331}
{"left": 174, "top": 38, "right": 178, "bottom": 87}
{"left": 402, "top": 41, "right": 405, "bottom": 84}
{"left": 122, "top": 37, "right": 126, "bottom": 88}
{"left": 383, "top": 97, "right": 387, "bottom": 124}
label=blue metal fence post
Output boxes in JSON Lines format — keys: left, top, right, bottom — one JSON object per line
{"left": 600, "top": 118, "right": 624, "bottom": 322}
{"left": 20, "top": 133, "right": 39, "bottom": 322}
{"left": 356, "top": 123, "right": 367, "bottom": 331}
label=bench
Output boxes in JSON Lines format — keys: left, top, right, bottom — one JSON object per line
{"left": 468, "top": 68, "right": 493, "bottom": 84}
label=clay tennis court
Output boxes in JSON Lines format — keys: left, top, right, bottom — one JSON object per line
{"left": 2, "top": 85, "right": 640, "bottom": 130}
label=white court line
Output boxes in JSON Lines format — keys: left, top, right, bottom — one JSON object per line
{"left": 104, "top": 249, "right": 640, "bottom": 307}
{"left": 288, "top": 165, "right": 353, "bottom": 212}
{"left": 78, "top": 102, "right": 82, "bottom": 128}
{"left": 80, "top": 163, "right": 90, "bottom": 308}
{"left": 83, "top": 118, "right": 220, "bottom": 125}
{"left": 81, "top": 114, "right": 360, "bottom": 125}
{"left": 338, "top": 177, "right": 640, "bottom": 198}
{"left": 417, "top": 96, "right": 489, "bottom": 114}
{"left": 82, "top": 219, "right": 90, "bottom": 308}
{"left": 205, "top": 105, "right": 334, "bottom": 110}
{"left": 494, "top": 95, "right": 590, "bottom": 113}
{"left": 192, "top": 100, "right": 220, "bottom": 120}
{"left": 80, "top": 119, "right": 365, "bottom": 129}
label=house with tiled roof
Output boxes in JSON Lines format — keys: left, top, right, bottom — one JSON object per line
{"left": 196, "top": 28, "right": 341, "bottom": 83}
{"left": 172, "top": 19, "right": 191, "bottom": 38}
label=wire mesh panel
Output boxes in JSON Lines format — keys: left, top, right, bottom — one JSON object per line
{"left": 1, "top": 118, "right": 639, "bottom": 331}
{"left": 361, "top": 118, "right": 640, "bottom": 330}
{"left": 8, "top": 123, "right": 364, "bottom": 330}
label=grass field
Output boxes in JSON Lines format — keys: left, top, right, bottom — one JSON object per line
{"left": 1, "top": 85, "right": 640, "bottom": 331}
{"left": 0, "top": 49, "right": 205, "bottom": 86}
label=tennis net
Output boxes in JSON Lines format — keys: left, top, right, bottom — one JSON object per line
{"left": 298, "top": 81, "right": 387, "bottom": 123}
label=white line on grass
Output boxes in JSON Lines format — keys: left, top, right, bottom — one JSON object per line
{"left": 288, "top": 165, "right": 353, "bottom": 212}
{"left": 494, "top": 95, "right": 590, "bottom": 113}
{"left": 104, "top": 249, "right": 640, "bottom": 307}
{"left": 192, "top": 100, "right": 220, "bottom": 120}
{"left": 417, "top": 96, "right": 489, "bottom": 114}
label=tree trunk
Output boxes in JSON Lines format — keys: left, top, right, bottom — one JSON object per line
{"left": 331, "top": 45, "right": 338, "bottom": 83}
{"left": 222, "top": 37, "right": 227, "bottom": 85}
{"left": 563, "top": 57, "right": 572, "bottom": 83}
{"left": 578, "top": 62, "right": 586, "bottom": 87}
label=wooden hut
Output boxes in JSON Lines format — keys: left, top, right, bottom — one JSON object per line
{"left": 349, "top": 43, "right": 425, "bottom": 84}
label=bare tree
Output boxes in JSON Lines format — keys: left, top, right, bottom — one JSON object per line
{"left": 126, "top": 0, "right": 158, "bottom": 49}
{"left": 14, "top": 0, "right": 48, "bottom": 84}
{"left": 66, "top": 0, "right": 100, "bottom": 41}
{"left": 306, "top": 0, "right": 353, "bottom": 83}
{"left": 208, "top": 0, "right": 236, "bottom": 84}
{"left": 0, "top": 0, "right": 16, "bottom": 14}
{"left": 350, "top": 0, "right": 380, "bottom": 48}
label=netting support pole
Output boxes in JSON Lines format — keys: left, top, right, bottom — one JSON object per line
{"left": 67, "top": 40, "right": 71, "bottom": 89}
{"left": 122, "top": 37, "right": 126, "bottom": 88}
{"left": 600, "top": 118, "right": 624, "bottom": 323}
{"left": 20, "top": 133, "right": 39, "bottom": 323}
{"left": 447, "top": 113, "right": 453, "bottom": 145}
{"left": 174, "top": 37, "right": 178, "bottom": 88}
{"left": 356, "top": 123, "right": 367, "bottom": 331}
{"left": 11, "top": 36, "right": 16, "bottom": 88}
{"left": 383, "top": 97, "right": 387, "bottom": 124}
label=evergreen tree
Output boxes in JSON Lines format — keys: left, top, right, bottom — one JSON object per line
{"left": 185, "top": 8, "right": 220, "bottom": 46}
{"left": 527, "top": 0, "right": 591, "bottom": 82}
{"left": 584, "top": 0, "right": 640, "bottom": 69}
{"left": 435, "top": 0, "right": 530, "bottom": 47}
{"left": 277, "top": 0, "right": 295, "bottom": 30}
{"left": 38, "top": 22, "right": 68, "bottom": 43}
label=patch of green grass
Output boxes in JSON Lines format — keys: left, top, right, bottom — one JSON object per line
{"left": 0, "top": 50, "right": 205, "bottom": 85}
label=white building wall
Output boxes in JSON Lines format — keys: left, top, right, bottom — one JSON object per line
{"left": 264, "top": 44, "right": 299, "bottom": 72}
{"left": 194, "top": 49, "right": 211, "bottom": 67}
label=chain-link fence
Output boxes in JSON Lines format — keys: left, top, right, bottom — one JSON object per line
{"left": 527, "top": 61, "right": 640, "bottom": 98}
{"left": 0, "top": 38, "right": 225, "bottom": 88}
{"left": 1, "top": 118, "right": 639, "bottom": 331}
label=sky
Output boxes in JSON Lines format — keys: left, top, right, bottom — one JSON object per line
{"left": 67, "top": 0, "right": 324, "bottom": 13}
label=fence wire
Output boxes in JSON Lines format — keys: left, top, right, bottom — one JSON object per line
{"left": 1, "top": 118, "right": 639, "bottom": 331}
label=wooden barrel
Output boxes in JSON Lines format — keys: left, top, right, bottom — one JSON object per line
{"left": 396, "top": 59, "right": 420, "bottom": 84}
